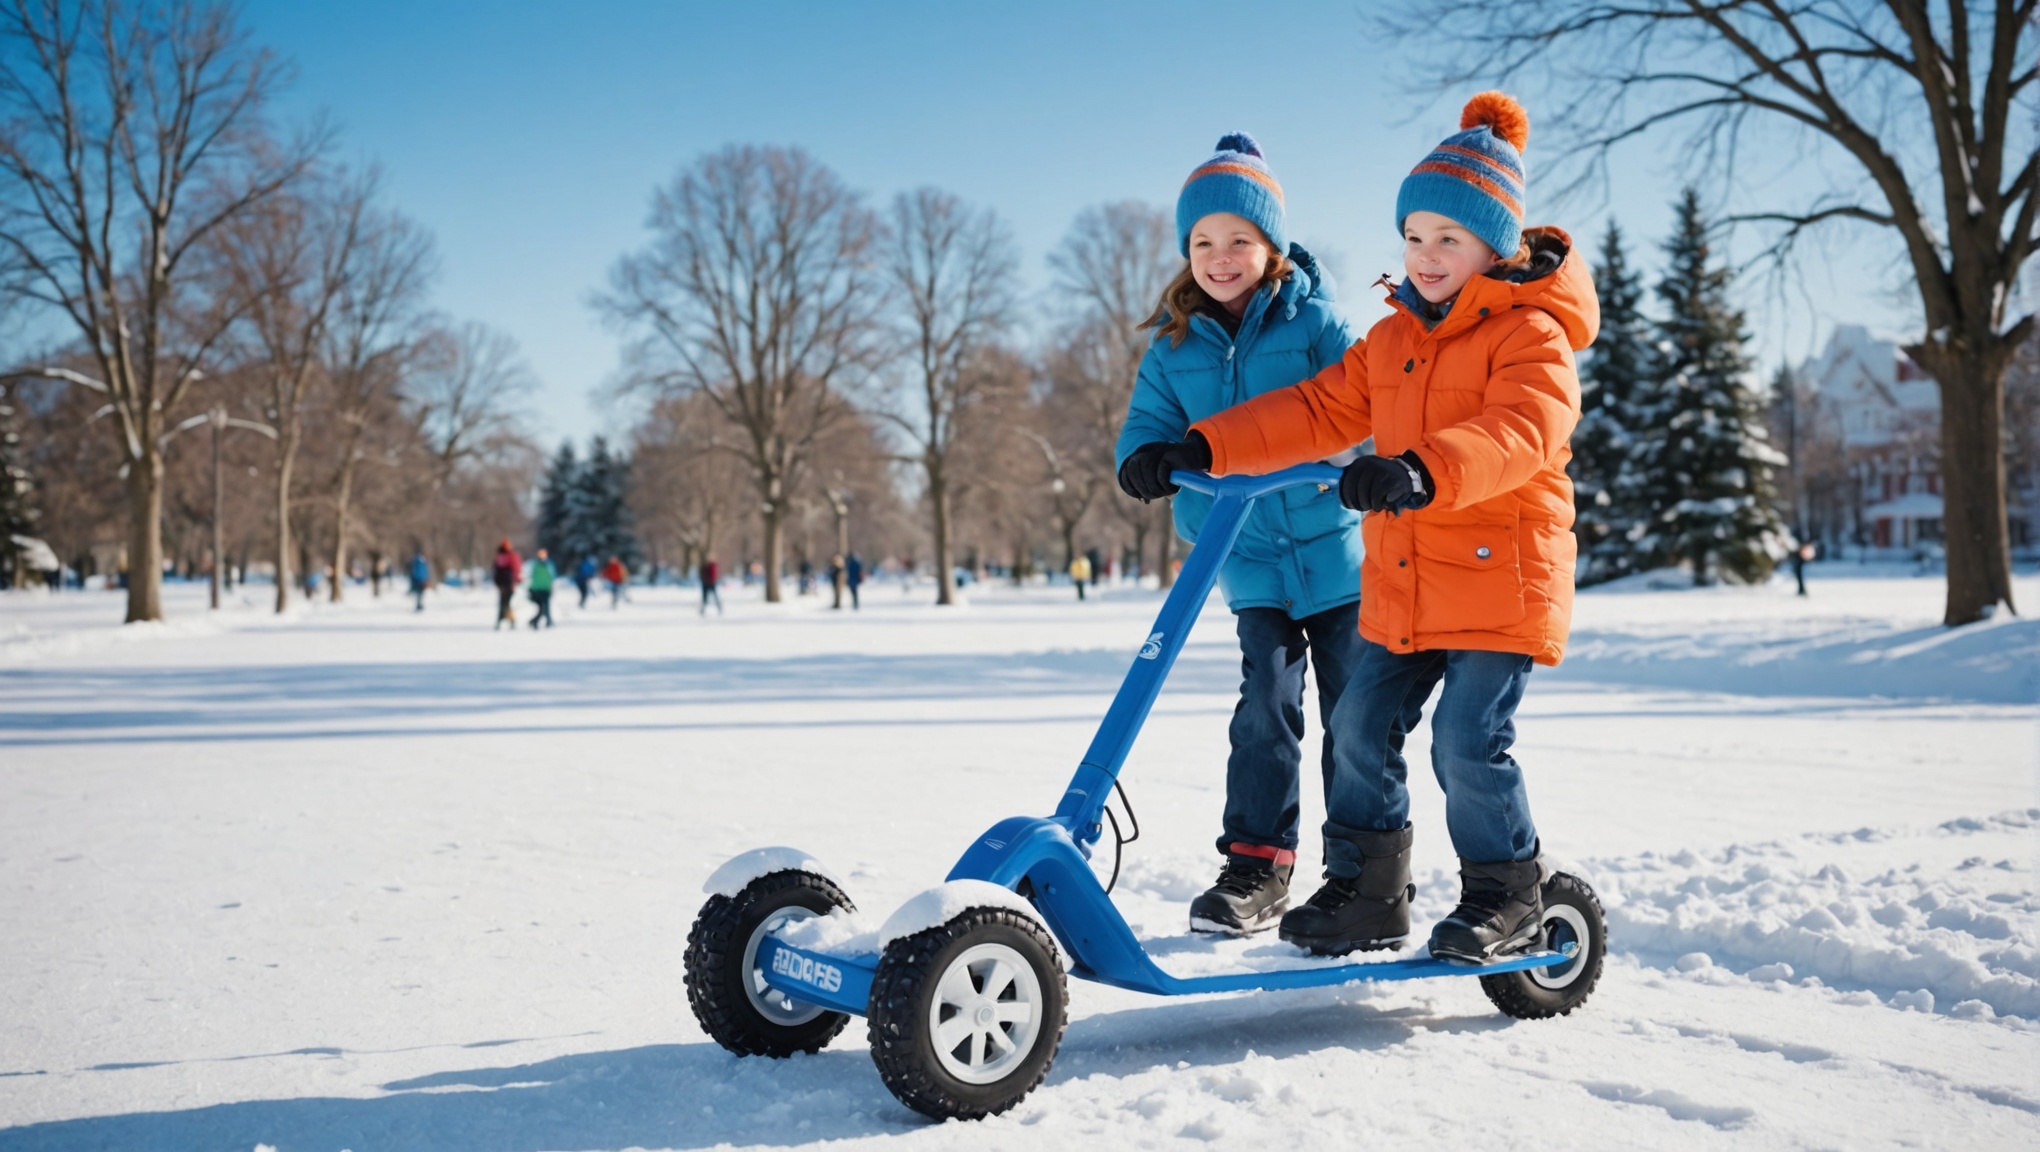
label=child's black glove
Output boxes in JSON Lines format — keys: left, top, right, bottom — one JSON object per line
{"left": 1117, "top": 432, "right": 1213, "bottom": 501}
{"left": 1338, "top": 451, "right": 1434, "bottom": 514}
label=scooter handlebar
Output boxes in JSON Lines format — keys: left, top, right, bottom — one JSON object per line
{"left": 1168, "top": 462, "right": 1343, "bottom": 499}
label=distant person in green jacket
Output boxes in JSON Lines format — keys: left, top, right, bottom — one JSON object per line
{"left": 527, "top": 548, "right": 557, "bottom": 629}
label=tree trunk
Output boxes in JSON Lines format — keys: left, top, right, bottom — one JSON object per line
{"left": 762, "top": 503, "right": 785, "bottom": 603}
{"left": 330, "top": 453, "right": 357, "bottom": 603}
{"left": 931, "top": 473, "right": 956, "bottom": 606}
{"left": 1935, "top": 361, "right": 2016, "bottom": 624}
{"left": 123, "top": 452, "right": 165, "bottom": 623}
{"left": 1155, "top": 502, "right": 1177, "bottom": 590}
{"left": 274, "top": 442, "right": 297, "bottom": 614}
{"left": 210, "top": 421, "right": 223, "bottom": 611}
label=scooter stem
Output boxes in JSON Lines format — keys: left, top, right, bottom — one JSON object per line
{"left": 1052, "top": 463, "right": 1343, "bottom": 846}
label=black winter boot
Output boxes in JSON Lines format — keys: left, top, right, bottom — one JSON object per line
{"left": 1278, "top": 825, "right": 1414, "bottom": 955}
{"left": 1428, "top": 855, "right": 1544, "bottom": 962}
{"left": 1188, "top": 848, "right": 1293, "bottom": 935}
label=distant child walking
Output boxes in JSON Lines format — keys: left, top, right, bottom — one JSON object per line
{"left": 574, "top": 555, "right": 598, "bottom": 608}
{"left": 699, "top": 557, "right": 723, "bottom": 616}
{"left": 1127, "top": 94, "right": 1597, "bottom": 961}
{"left": 491, "top": 539, "right": 522, "bottom": 630}
{"left": 408, "top": 550, "right": 430, "bottom": 612}
{"left": 601, "top": 555, "right": 629, "bottom": 608}
{"left": 527, "top": 547, "right": 557, "bottom": 629}
{"left": 1115, "top": 132, "right": 1361, "bottom": 936}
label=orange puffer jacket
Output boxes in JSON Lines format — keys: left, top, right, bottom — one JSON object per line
{"left": 1192, "top": 227, "right": 1598, "bottom": 665}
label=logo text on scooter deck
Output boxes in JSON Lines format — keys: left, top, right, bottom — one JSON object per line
{"left": 769, "top": 947, "right": 843, "bottom": 993}
{"left": 1138, "top": 632, "right": 1164, "bottom": 660}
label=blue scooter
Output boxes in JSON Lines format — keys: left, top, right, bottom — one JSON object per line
{"left": 685, "top": 465, "right": 1606, "bottom": 1121}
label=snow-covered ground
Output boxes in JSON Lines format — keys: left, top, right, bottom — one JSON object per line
{"left": 1, "top": 564, "right": 2035, "bottom": 1151}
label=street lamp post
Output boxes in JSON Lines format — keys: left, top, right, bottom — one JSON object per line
{"left": 173, "top": 406, "right": 278, "bottom": 610}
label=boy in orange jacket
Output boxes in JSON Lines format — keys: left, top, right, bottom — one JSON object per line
{"left": 1122, "top": 93, "right": 1598, "bottom": 960}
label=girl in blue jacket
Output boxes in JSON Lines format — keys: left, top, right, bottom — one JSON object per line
{"left": 1115, "top": 133, "right": 1364, "bottom": 935}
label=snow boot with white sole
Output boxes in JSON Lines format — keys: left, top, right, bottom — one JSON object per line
{"left": 1428, "top": 854, "right": 1544, "bottom": 962}
{"left": 1277, "top": 824, "right": 1414, "bottom": 955}
{"left": 1188, "top": 848, "right": 1293, "bottom": 935}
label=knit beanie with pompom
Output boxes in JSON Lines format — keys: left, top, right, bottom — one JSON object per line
{"left": 1395, "top": 92, "right": 1529, "bottom": 257}
{"left": 1175, "top": 132, "right": 1286, "bottom": 257}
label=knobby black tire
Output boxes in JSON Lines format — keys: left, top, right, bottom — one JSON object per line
{"left": 684, "top": 869, "right": 855, "bottom": 1057}
{"left": 867, "top": 908, "right": 1068, "bottom": 1121}
{"left": 1480, "top": 872, "right": 1607, "bottom": 1020}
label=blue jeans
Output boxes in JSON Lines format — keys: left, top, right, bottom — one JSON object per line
{"left": 1322, "top": 640, "right": 1538, "bottom": 872}
{"left": 1221, "top": 600, "right": 1362, "bottom": 855}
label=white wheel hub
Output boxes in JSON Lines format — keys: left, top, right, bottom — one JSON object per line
{"left": 743, "top": 906, "right": 826, "bottom": 1025}
{"left": 1531, "top": 902, "right": 1593, "bottom": 990}
{"left": 928, "top": 941, "right": 1042, "bottom": 1085}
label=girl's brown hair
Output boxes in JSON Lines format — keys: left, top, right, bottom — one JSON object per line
{"left": 1139, "top": 247, "right": 1293, "bottom": 348}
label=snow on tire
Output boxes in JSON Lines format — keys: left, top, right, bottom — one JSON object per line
{"left": 684, "top": 869, "right": 855, "bottom": 1057}
{"left": 1480, "top": 872, "right": 1607, "bottom": 1020}
{"left": 867, "top": 906, "right": 1067, "bottom": 1121}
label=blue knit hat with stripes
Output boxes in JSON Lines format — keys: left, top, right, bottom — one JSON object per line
{"left": 1176, "top": 132, "right": 1286, "bottom": 257}
{"left": 1394, "top": 92, "right": 1529, "bottom": 257}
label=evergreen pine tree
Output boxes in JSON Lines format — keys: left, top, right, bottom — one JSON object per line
{"left": 1570, "top": 221, "right": 1651, "bottom": 584}
{"left": 1622, "top": 189, "right": 1791, "bottom": 585}
{"left": 535, "top": 441, "right": 579, "bottom": 561}
{"left": 570, "top": 437, "right": 641, "bottom": 570}
{"left": 0, "top": 380, "right": 41, "bottom": 589}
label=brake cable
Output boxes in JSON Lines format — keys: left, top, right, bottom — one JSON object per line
{"left": 1101, "top": 778, "right": 1141, "bottom": 894}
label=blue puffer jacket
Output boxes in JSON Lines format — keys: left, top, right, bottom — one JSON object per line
{"left": 1115, "top": 245, "right": 1364, "bottom": 618}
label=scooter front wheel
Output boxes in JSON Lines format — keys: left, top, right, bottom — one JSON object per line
{"left": 868, "top": 907, "right": 1067, "bottom": 1120}
{"left": 685, "top": 869, "right": 855, "bottom": 1056}
{"left": 1479, "top": 871, "right": 1606, "bottom": 1019}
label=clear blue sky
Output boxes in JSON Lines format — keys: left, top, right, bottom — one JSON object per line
{"left": 240, "top": 0, "right": 1918, "bottom": 447}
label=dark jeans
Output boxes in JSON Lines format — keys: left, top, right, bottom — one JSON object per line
{"left": 494, "top": 585, "right": 514, "bottom": 627}
{"left": 1323, "top": 639, "right": 1538, "bottom": 872}
{"left": 1221, "top": 600, "right": 1362, "bottom": 855}
{"left": 700, "top": 584, "right": 722, "bottom": 614}
{"left": 529, "top": 589, "right": 553, "bottom": 627}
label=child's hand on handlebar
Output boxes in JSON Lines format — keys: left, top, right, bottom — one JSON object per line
{"left": 1117, "top": 432, "right": 1214, "bottom": 501}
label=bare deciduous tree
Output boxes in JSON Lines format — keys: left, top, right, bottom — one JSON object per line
{"left": 410, "top": 320, "right": 533, "bottom": 490}
{"left": 218, "top": 168, "right": 386, "bottom": 611}
{"left": 0, "top": 0, "right": 320, "bottom": 620}
{"left": 873, "top": 187, "right": 1017, "bottom": 605}
{"left": 630, "top": 390, "right": 754, "bottom": 577}
{"left": 320, "top": 196, "right": 433, "bottom": 600}
{"left": 1047, "top": 201, "right": 1178, "bottom": 584}
{"left": 600, "top": 145, "right": 883, "bottom": 602}
{"left": 1393, "top": 1, "right": 2038, "bottom": 625}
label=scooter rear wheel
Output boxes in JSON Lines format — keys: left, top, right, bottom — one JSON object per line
{"left": 685, "top": 869, "right": 855, "bottom": 1056}
{"left": 1479, "top": 872, "right": 1606, "bottom": 1019}
{"left": 868, "top": 907, "right": 1067, "bottom": 1120}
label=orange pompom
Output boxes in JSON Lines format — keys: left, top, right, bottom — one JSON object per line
{"left": 1460, "top": 91, "right": 1529, "bottom": 152}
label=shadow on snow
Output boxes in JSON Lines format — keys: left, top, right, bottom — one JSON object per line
{"left": 0, "top": 988, "right": 1511, "bottom": 1151}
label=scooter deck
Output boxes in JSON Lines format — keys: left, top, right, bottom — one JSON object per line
{"left": 756, "top": 933, "right": 1571, "bottom": 1018}
{"left": 1073, "top": 944, "right": 1569, "bottom": 996}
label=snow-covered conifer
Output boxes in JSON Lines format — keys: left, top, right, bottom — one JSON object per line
{"left": 536, "top": 441, "right": 578, "bottom": 562}
{"left": 571, "top": 437, "right": 641, "bottom": 570}
{"left": 0, "top": 380, "right": 40, "bottom": 588}
{"left": 1570, "top": 221, "right": 1650, "bottom": 584}
{"left": 1622, "top": 189, "right": 1790, "bottom": 585}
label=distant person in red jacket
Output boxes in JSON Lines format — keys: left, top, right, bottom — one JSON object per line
{"left": 601, "top": 555, "right": 629, "bottom": 608}
{"left": 491, "top": 539, "right": 522, "bottom": 630}
{"left": 699, "top": 557, "right": 723, "bottom": 616}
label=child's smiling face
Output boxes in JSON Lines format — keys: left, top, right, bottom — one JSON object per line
{"left": 1188, "top": 212, "right": 1275, "bottom": 315}
{"left": 1402, "top": 210, "right": 1499, "bottom": 304}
